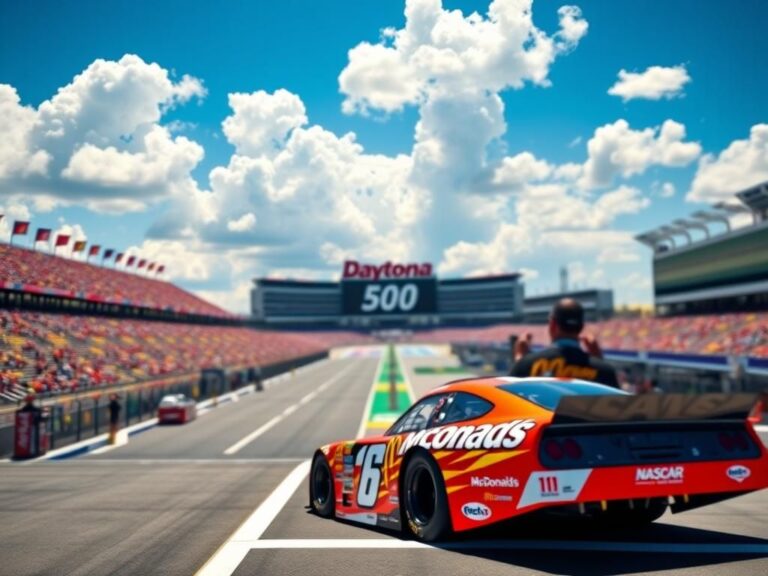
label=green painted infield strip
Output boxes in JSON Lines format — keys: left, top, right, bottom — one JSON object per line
{"left": 366, "top": 348, "right": 411, "bottom": 426}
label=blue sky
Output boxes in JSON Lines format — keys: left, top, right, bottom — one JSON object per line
{"left": 1, "top": 0, "right": 767, "bottom": 311}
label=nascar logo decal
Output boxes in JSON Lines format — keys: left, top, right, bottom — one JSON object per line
{"left": 397, "top": 419, "right": 536, "bottom": 455}
{"left": 635, "top": 466, "right": 684, "bottom": 484}
{"left": 462, "top": 502, "right": 492, "bottom": 521}
{"left": 726, "top": 464, "right": 751, "bottom": 483}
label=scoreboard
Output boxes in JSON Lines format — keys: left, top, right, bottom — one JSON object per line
{"left": 341, "top": 278, "right": 437, "bottom": 316}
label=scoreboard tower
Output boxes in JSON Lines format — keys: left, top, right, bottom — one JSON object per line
{"left": 251, "top": 260, "right": 523, "bottom": 328}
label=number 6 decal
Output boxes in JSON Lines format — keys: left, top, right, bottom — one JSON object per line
{"left": 355, "top": 444, "right": 386, "bottom": 508}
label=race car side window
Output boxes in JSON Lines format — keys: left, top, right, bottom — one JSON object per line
{"left": 387, "top": 394, "right": 447, "bottom": 435}
{"left": 435, "top": 392, "right": 494, "bottom": 426}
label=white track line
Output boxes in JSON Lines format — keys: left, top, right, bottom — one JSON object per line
{"left": 45, "top": 458, "right": 307, "bottom": 465}
{"left": 195, "top": 459, "right": 311, "bottom": 576}
{"left": 245, "top": 538, "right": 768, "bottom": 554}
{"left": 223, "top": 361, "right": 357, "bottom": 455}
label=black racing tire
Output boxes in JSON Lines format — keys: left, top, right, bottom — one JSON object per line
{"left": 402, "top": 451, "right": 451, "bottom": 542}
{"left": 309, "top": 453, "right": 335, "bottom": 518}
{"left": 598, "top": 498, "right": 668, "bottom": 528}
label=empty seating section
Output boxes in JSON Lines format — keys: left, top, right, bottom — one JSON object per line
{"left": 0, "top": 244, "right": 231, "bottom": 317}
{"left": 412, "top": 314, "right": 768, "bottom": 358}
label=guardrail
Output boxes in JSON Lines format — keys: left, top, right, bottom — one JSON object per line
{"left": 0, "top": 351, "right": 327, "bottom": 459}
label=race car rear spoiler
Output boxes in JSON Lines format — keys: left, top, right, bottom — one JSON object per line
{"left": 551, "top": 393, "right": 759, "bottom": 425}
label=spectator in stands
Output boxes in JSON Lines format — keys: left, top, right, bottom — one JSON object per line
{"left": 510, "top": 298, "right": 619, "bottom": 388}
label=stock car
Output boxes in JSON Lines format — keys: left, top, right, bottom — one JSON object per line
{"left": 157, "top": 393, "right": 197, "bottom": 424}
{"left": 309, "top": 376, "right": 767, "bottom": 541}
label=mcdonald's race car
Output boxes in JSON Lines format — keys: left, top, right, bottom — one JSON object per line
{"left": 309, "top": 377, "right": 768, "bottom": 542}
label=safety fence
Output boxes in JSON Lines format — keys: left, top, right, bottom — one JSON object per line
{"left": 0, "top": 351, "right": 326, "bottom": 459}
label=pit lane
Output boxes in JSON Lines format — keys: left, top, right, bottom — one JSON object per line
{"left": 0, "top": 348, "right": 766, "bottom": 576}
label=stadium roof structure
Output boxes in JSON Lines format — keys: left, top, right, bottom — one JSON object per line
{"left": 635, "top": 182, "right": 765, "bottom": 252}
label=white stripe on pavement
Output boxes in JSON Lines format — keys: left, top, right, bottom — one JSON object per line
{"left": 223, "top": 361, "right": 358, "bottom": 455}
{"left": 356, "top": 351, "right": 384, "bottom": 439}
{"left": 194, "top": 459, "right": 311, "bottom": 576}
{"left": 245, "top": 538, "right": 768, "bottom": 554}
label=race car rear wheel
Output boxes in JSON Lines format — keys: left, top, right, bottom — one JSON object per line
{"left": 402, "top": 451, "right": 450, "bottom": 542}
{"left": 310, "top": 453, "right": 335, "bottom": 518}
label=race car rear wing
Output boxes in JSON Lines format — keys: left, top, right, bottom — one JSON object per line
{"left": 551, "top": 393, "right": 759, "bottom": 425}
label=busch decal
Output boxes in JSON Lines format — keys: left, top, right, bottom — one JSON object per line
{"left": 635, "top": 466, "right": 684, "bottom": 485}
{"left": 726, "top": 464, "right": 751, "bottom": 483}
{"left": 461, "top": 502, "right": 492, "bottom": 521}
{"left": 397, "top": 419, "right": 536, "bottom": 455}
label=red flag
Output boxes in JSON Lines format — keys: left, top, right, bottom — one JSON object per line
{"left": 115, "top": 252, "right": 124, "bottom": 264}
{"left": 72, "top": 240, "right": 87, "bottom": 253}
{"left": 137, "top": 259, "right": 147, "bottom": 269}
{"left": 157, "top": 265, "right": 165, "bottom": 274}
{"left": 35, "top": 228, "right": 52, "bottom": 242}
{"left": 126, "top": 256, "right": 136, "bottom": 267}
{"left": 12, "top": 221, "right": 29, "bottom": 236}
{"left": 103, "top": 249, "right": 115, "bottom": 260}
{"left": 89, "top": 245, "right": 100, "bottom": 257}
{"left": 147, "top": 262, "right": 156, "bottom": 271}
{"left": 55, "top": 234, "right": 70, "bottom": 247}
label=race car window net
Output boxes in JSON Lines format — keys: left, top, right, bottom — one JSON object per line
{"left": 434, "top": 392, "right": 494, "bottom": 426}
{"left": 498, "top": 381, "right": 627, "bottom": 411}
{"left": 387, "top": 394, "right": 448, "bottom": 435}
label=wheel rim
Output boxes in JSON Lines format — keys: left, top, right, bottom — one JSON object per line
{"left": 408, "top": 465, "right": 436, "bottom": 526}
{"left": 313, "top": 462, "right": 331, "bottom": 506}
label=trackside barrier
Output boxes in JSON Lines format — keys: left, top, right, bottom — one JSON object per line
{"left": 0, "top": 351, "right": 327, "bottom": 459}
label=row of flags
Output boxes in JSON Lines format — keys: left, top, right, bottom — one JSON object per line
{"left": 3, "top": 218, "right": 165, "bottom": 274}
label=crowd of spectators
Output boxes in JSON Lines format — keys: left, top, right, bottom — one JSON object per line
{"left": 0, "top": 311, "right": 372, "bottom": 400}
{"left": 410, "top": 313, "right": 768, "bottom": 358}
{"left": 0, "top": 244, "right": 231, "bottom": 318}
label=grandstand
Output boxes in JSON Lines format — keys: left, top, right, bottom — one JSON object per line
{"left": 0, "top": 245, "right": 373, "bottom": 404}
{"left": 0, "top": 244, "right": 233, "bottom": 319}
{"left": 636, "top": 180, "right": 768, "bottom": 315}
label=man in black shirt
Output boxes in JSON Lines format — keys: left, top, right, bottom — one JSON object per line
{"left": 510, "top": 298, "right": 619, "bottom": 388}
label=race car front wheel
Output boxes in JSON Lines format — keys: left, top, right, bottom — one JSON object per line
{"left": 402, "top": 451, "right": 450, "bottom": 542}
{"left": 310, "top": 453, "right": 335, "bottom": 518}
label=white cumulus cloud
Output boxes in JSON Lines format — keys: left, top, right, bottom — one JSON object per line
{"left": 339, "top": 0, "right": 588, "bottom": 115}
{"left": 687, "top": 124, "right": 768, "bottom": 203}
{"left": 579, "top": 119, "right": 701, "bottom": 189}
{"left": 608, "top": 65, "right": 691, "bottom": 102}
{"left": 0, "top": 54, "right": 207, "bottom": 213}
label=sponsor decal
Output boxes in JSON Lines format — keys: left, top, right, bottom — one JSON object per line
{"left": 726, "top": 464, "right": 751, "bottom": 483}
{"left": 343, "top": 455, "right": 353, "bottom": 465}
{"left": 471, "top": 475, "right": 519, "bottom": 489}
{"left": 389, "top": 496, "right": 400, "bottom": 504}
{"left": 517, "top": 470, "right": 592, "bottom": 508}
{"left": 343, "top": 260, "right": 433, "bottom": 280}
{"left": 635, "top": 466, "right": 684, "bottom": 485}
{"left": 483, "top": 492, "right": 513, "bottom": 503}
{"left": 397, "top": 419, "right": 536, "bottom": 455}
{"left": 530, "top": 357, "right": 597, "bottom": 380}
{"left": 462, "top": 502, "right": 492, "bottom": 521}
{"left": 342, "top": 479, "right": 354, "bottom": 493}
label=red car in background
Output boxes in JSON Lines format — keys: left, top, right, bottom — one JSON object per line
{"left": 157, "top": 394, "right": 197, "bottom": 425}
{"left": 310, "top": 377, "right": 768, "bottom": 542}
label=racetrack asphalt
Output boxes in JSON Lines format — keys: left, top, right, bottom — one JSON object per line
{"left": 1, "top": 348, "right": 766, "bottom": 576}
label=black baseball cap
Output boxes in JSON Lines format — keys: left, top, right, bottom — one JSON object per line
{"left": 550, "top": 298, "right": 584, "bottom": 333}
